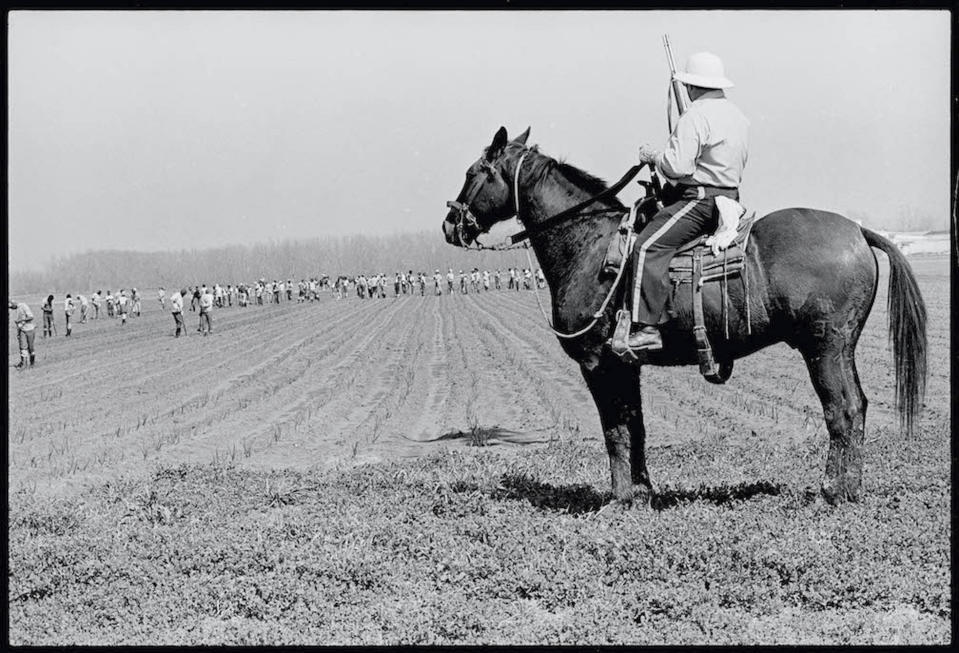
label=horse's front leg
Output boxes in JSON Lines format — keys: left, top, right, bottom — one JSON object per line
{"left": 581, "top": 360, "right": 651, "bottom": 502}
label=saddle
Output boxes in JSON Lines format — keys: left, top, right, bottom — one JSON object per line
{"left": 668, "top": 209, "right": 756, "bottom": 284}
{"left": 607, "top": 199, "right": 758, "bottom": 384}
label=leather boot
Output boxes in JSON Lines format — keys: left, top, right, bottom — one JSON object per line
{"left": 29, "top": 354, "right": 35, "bottom": 366}
{"left": 626, "top": 324, "right": 663, "bottom": 350}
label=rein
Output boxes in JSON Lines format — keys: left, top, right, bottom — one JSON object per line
{"left": 445, "top": 148, "right": 646, "bottom": 339}
{"left": 446, "top": 150, "right": 646, "bottom": 252}
{"left": 508, "top": 161, "right": 646, "bottom": 245}
{"left": 525, "top": 232, "right": 632, "bottom": 340}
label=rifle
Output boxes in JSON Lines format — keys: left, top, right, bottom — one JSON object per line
{"left": 636, "top": 34, "right": 689, "bottom": 215}
{"left": 631, "top": 36, "right": 692, "bottom": 223}
{"left": 663, "top": 34, "right": 690, "bottom": 128}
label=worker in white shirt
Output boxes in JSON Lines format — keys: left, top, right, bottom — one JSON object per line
{"left": 64, "top": 294, "right": 76, "bottom": 336}
{"left": 78, "top": 294, "right": 88, "bottom": 323}
{"left": 199, "top": 287, "right": 214, "bottom": 335}
{"left": 170, "top": 288, "right": 186, "bottom": 337}
{"left": 116, "top": 290, "right": 129, "bottom": 325}
{"left": 10, "top": 300, "right": 36, "bottom": 368}
{"left": 131, "top": 288, "right": 141, "bottom": 317}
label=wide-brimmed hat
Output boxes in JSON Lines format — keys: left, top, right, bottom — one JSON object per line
{"left": 674, "top": 51, "right": 734, "bottom": 89}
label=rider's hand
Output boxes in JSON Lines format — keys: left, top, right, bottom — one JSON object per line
{"left": 638, "top": 145, "right": 660, "bottom": 166}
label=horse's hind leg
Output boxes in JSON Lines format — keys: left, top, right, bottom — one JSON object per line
{"left": 802, "top": 343, "right": 868, "bottom": 504}
{"left": 580, "top": 360, "right": 651, "bottom": 502}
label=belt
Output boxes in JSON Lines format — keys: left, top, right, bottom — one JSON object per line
{"left": 678, "top": 184, "right": 738, "bottom": 191}
{"left": 677, "top": 184, "right": 739, "bottom": 199}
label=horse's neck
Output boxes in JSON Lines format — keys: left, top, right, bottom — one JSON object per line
{"left": 522, "top": 167, "right": 622, "bottom": 305}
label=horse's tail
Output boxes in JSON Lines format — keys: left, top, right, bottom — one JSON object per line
{"left": 861, "top": 227, "right": 928, "bottom": 436}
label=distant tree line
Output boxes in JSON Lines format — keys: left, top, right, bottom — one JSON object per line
{"left": 846, "top": 206, "right": 948, "bottom": 234}
{"left": 9, "top": 231, "right": 542, "bottom": 295}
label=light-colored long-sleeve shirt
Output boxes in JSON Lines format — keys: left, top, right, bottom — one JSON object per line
{"left": 14, "top": 303, "right": 35, "bottom": 331}
{"left": 654, "top": 89, "right": 749, "bottom": 189}
{"left": 170, "top": 292, "right": 183, "bottom": 313}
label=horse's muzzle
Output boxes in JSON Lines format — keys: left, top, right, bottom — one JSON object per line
{"left": 442, "top": 213, "right": 459, "bottom": 246}
{"left": 443, "top": 202, "right": 478, "bottom": 247}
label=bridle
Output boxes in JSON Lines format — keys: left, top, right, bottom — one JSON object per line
{"left": 445, "top": 149, "right": 533, "bottom": 251}
{"left": 445, "top": 147, "right": 646, "bottom": 251}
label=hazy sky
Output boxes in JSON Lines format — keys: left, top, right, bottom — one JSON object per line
{"left": 7, "top": 10, "right": 951, "bottom": 271}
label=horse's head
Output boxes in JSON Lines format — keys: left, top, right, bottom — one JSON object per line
{"left": 443, "top": 126, "right": 530, "bottom": 247}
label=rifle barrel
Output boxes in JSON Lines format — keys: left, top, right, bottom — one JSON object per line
{"left": 663, "top": 33, "right": 688, "bottom": 116}
{"left": 663, "top": 34, "right": 676, "bottom": 72}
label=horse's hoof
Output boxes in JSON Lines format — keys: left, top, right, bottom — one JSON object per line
{"left": 821, "top": 479, "right": 861, "bottom": 505}
{"left": 614, "top": 485, "right": 652, "bottom": 507}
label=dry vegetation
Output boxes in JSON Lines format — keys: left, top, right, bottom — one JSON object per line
{"left": 6, "top": 255, "right": 951, "bottom": 645}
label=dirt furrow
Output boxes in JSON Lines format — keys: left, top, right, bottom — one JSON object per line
{"left": 162, "top": 297, "right": 410, "bottom": 465}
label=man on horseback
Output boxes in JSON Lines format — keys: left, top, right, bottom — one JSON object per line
{"left": 629, "top": 51, "right": 749, "bottom": 350}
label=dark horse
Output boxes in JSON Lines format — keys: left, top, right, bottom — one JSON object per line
{"left": 442, "top": 127, "right": 927, "bottom": 505}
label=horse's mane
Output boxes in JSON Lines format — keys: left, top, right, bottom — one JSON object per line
{"left": 554, "top": 161, "right": 611, "bottom": 197}
{"left": 518, "top": 146, "right": 624, "bottom": 210}
{"left": 495, "top": 143, "right": 626, "bottom": 214}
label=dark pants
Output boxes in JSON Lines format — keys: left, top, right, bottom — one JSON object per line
{"left": 200, "top": 310, "right": 212, "bottom": 334}
{"left": 631, "top": 185, "right": 738, "bottom": 325}
{"left": 173, "top": 311, "right": 185, "bottom": 337}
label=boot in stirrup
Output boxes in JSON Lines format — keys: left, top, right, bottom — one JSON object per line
{"left": 626, "top": 324, "right": 663, "bottom": 350}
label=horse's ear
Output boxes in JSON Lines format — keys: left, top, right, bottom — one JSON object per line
{"left": 513, "top": 127, "right": 531, "bottom": 145}
{"left": 486, "top": 126, "right": 508, "bottom": 161}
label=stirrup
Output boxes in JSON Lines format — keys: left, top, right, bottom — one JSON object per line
{"left": 609, "top": 310, "right": 642, "bottom": 362}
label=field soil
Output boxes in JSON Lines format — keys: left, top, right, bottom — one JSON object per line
{"left": 7, "top": 254, "right": 951, "bottom": 644}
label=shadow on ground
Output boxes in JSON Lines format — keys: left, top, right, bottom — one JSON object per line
{"left": 423, "top": 426, "right": 552, "bottom": 446}
{"left": 451, "top": 474, "right": 787, "bottom": 515}
{"left": 649, "top": 480, "right": 785, "bottom": 510}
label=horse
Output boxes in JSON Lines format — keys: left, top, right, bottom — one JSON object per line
{"left": 442, "top": 126, "right": 927, "bottom": 505}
